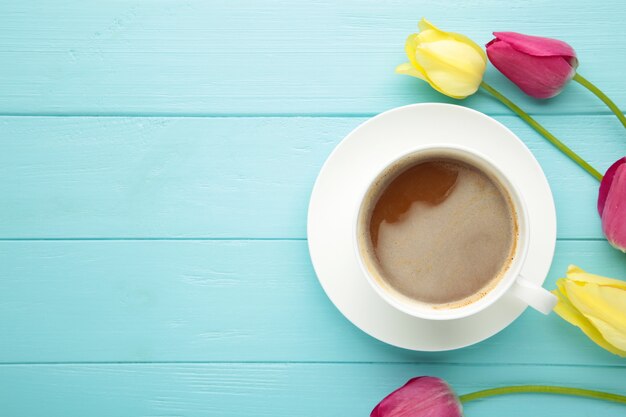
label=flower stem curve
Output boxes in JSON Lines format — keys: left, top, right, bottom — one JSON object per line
{"left": 459, "top": 385, "right": 626, "bottom": 405}
{"left": 573, "top": 73, "right": 626, "bottom": 129}
{"left": 480, "top": 81, "right": 603, "bottom": 181}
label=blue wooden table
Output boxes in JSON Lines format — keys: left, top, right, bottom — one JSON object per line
{"left": 1, "top": 1, "right": 625, "bottom": 416}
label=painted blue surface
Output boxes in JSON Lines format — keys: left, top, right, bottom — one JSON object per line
{"left": 0, "top": 1, "right": 625, "bottom": 416}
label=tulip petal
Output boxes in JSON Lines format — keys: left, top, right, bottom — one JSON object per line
{"left": 601, "top": 162, "right": 626, "bottom": 252}
{"left": 400, "top": 53, "right": 467, "bottom": 99}
{"left": 419, "top": 40, "right": 486, "bottom": 77}
{"left": 397, "top": 18, "right": 486, "bottom": 99}
{"left": 563, "top": 280, "right": 626, "bottom": 352}
{"left": 405, "top": 33, "right": 425, "bottom": 76}
{"left": 371, "top": 377, "right": 462, "bottom": 417}
{"left": 598, "top": 157, "right": 626, "bottom": 216}
{"left": 553, "top": 279, "right": 626, "bottom": 357}
{"left": 487, "top": 39, "right": 576, "bottom": 98}
{"left": 418, "top": 18, "right": 438, "bottom": 33}
{"left": 566, "top": 265, "right": 626, "bottom": 289}
{"left": 586, "top": 286, "right": 626, "bottom": 350}
{"left": 419, "top": 18, "right": 487, "bottom": 64}
{"left": 414, "top": 41, "right": 484, "bottom": 98}
{"left": 395, "top": 62, "right": 426, "bottom": 80}
{"left": 493, "top": 32, "right": 577, "bottom": 64}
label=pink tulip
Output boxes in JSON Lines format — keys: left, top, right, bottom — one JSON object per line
{"left": 598, "top": 157, "right": 626, "bottom": 252}
{"left": 486, "top": 32, "right": 578, "bottom": 99}
{"left": 371, "top": 377, "right": 462, "bottom": 417}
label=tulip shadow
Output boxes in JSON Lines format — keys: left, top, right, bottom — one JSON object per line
{"left": 389, "top": 75, "right": 462, "bottom": 108}
{"left": 347, "top": 304, "right": 625, "bottom": 366}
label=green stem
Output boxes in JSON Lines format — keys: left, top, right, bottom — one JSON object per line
{"left": 573, "top": 72, "right": 626, "bottom": 129}
{"left": 480, "top": 81, "right": 603, "bottom": 182}
{"left": 459, "top": 385, "right": 626, "bottom": 405}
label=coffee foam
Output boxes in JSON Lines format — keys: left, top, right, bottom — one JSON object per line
{"left": 358, "top": 155, "right": 518, "bottom": 310}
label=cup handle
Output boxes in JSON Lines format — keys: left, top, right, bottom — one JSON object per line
{"left": 510, "top": 274, "right": 558, "bottom": 315}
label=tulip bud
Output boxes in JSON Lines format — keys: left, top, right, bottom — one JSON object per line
{"left": 552, "top": 265, "right": 626, "bottom": 357}
{"left": 371, "top": 376, "right": 462, "bottom": 417}
{"left": 486, "top": 32, "right": 578, "bottom": 99}
{"left": 598, "top": 157, "right": 626, "bottom": 252}
{"left": 396, "top": 19, "right": 487, "bottom": 99}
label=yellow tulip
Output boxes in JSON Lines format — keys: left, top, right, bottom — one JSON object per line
{"left": 552, "top": 265, "right": 626, "bottom": 357}
{"left": 396, "top": 19, "right": 487, "bottom": 99}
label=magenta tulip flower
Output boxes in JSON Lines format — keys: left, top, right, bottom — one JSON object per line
{"left": 371, "top": 377, "right": 462, "bottom": 417}
{"left": 372, "top": 376, "right": 626, "bottom": 415}
{"left": 598, "top": 157, "right": 626, "bottom": 252}
{"left": 486, "top": 32, "right": 578, "bottom": 99}
{"left": 486, "top": 32, "right": 626, "bottom": 128}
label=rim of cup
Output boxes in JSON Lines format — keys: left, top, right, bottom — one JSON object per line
{"left": 352, "top": 143, "right": 530, "bottom": 320}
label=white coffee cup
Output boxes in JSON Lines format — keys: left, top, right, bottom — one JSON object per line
{"left": 353, "top": 144, "right": 557, "bottom": 321}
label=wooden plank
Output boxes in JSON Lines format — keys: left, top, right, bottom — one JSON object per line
{"left": 1, "top": 363, "right": 624, "bottom": 417}
{"left": 1, "top": 240, "right": 624, "bottom": 365}
{"left": 0, "top": 1, "right": 625, "bottom": 115}
{"left": 0, "top": 115, "right": 620, "bottom": 239}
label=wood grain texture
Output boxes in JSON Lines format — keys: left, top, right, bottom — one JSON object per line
{"left": 0, "top": 115, "right": 621, "bottom": 239}
{"left": 0, "top": 1, "right": 625, "bottom": 115}
{"left": 1, "top": 240, "right": 625, "bottom": 365}
{"left": 2, "top": 1, "right": 626, "bottom": 414}
{"left": 1, "top": 363, "right": 625, "bottom": 417}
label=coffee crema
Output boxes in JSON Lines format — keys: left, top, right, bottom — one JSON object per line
{"left": 360, "top": 157, "right": 517, "bottom": 308}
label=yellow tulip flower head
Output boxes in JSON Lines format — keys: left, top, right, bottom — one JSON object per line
{"left": 396, "top": 19, "right": 487, "bottom": 99}
{"left": 552, "top": 265, "right": 626, "bottom": 357}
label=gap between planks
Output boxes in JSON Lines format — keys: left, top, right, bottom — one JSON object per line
{"left": 0, "top": 112, "right": 622, "bottom": 119}
{"left": 0, "top": 237, "right": 606, "bottom": 242}
{"left": 0, "top": 361, "right": 623, "bottom": 368}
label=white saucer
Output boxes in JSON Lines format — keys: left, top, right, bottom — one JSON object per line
{"left": 307, "top": 103, "right": 556, "bottom": 351}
